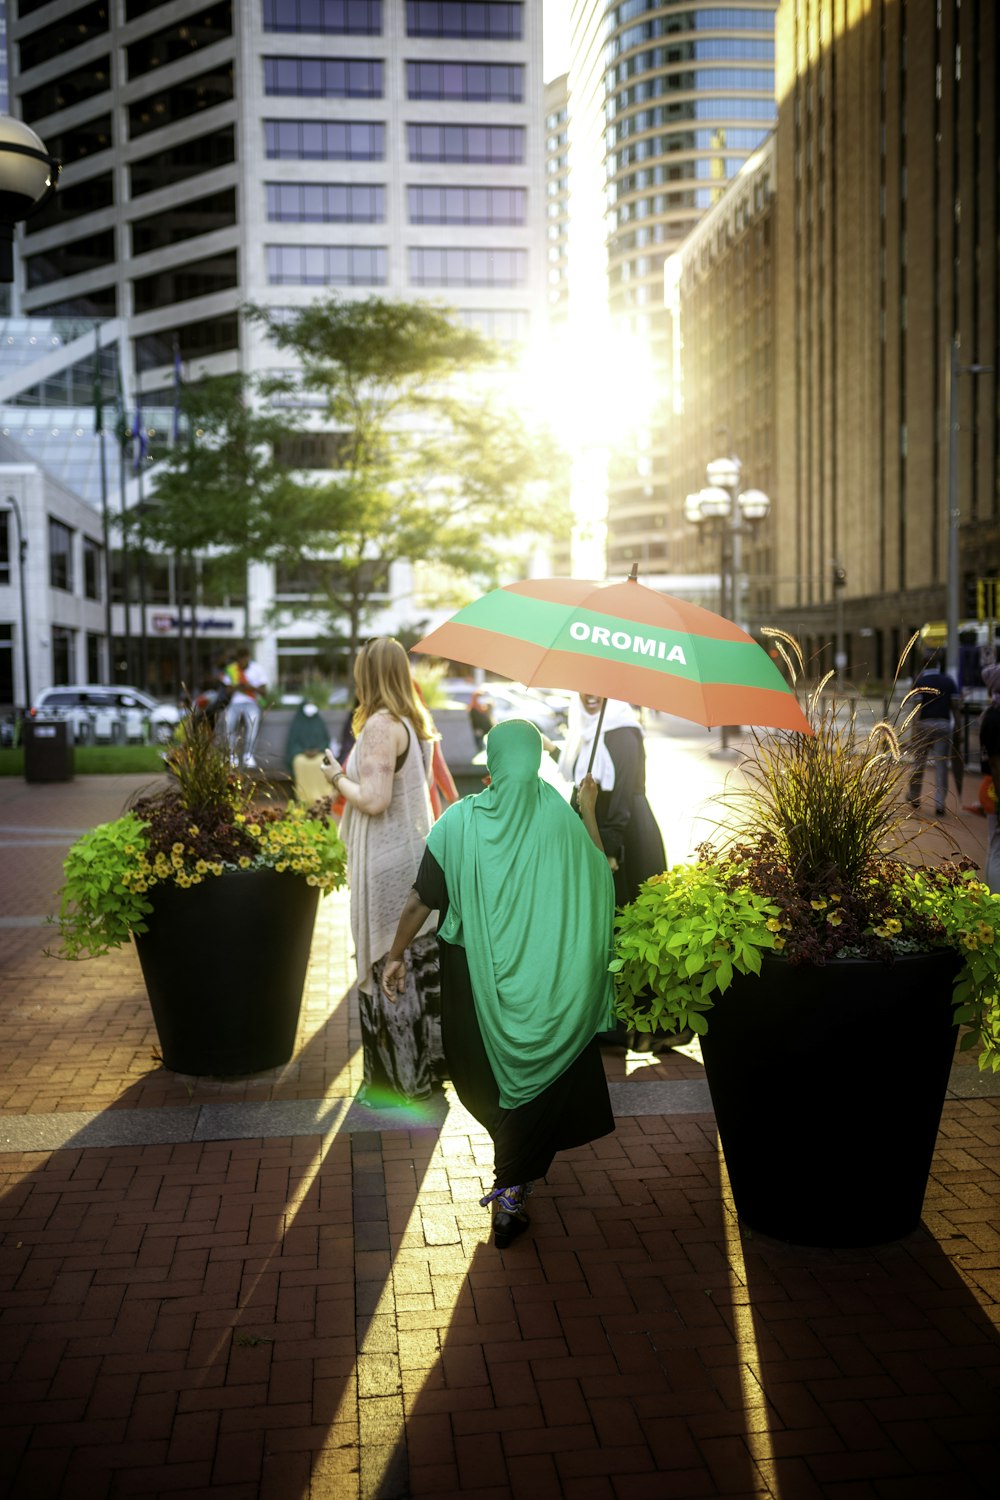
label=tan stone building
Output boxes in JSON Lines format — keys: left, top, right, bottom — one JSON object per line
{"left": 664, "top": 139, "right": 777, "bottom": 624}
{"left": 667, "top": 0, "right": 998, "bottom": 684}
{"left": 771, "top": 0, "right": 997, "bottom": 680}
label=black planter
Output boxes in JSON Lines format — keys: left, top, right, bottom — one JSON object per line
{"left": 134, "top": 868, "right": 320, "bottom": 1076}
{"left": 698, "top": 949, "right": 961, "bottom": 1247}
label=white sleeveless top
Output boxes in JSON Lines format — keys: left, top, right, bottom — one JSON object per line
{"left": 340, "top": 713, "right": 436, "bottom": 995}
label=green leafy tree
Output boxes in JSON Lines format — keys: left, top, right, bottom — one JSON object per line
{"left": 135, "top": 373, "right": 306, "bottom": 561}
{"left": 126, "top": 373, "right": 308, "bottom": 680}
{"left": 248, "top": 296, "right": 570, "bottom": 657}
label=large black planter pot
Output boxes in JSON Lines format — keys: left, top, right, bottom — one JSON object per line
{"left": 698, "top": 949, "right": 961, "bottom": 1247}
{"left": 134, "top": 869, "right": 320, "bottom": 1076}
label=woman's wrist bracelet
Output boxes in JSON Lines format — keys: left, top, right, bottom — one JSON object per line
{"left": 331, "top": 771, "right": 344, "bottom": 788}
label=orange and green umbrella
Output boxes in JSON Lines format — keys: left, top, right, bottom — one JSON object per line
{"left": 412, "top": 572, "right": 811, "bottom": 734}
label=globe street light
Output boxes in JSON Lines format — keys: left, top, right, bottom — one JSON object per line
{"left": 686, "top": 457, "right": 771, "bottom": 751}
{"left": 945, "top": 338, "right": 994, "bottom": 681}
{"left": 0, "top": 117, "right": 61, "bottom": 282}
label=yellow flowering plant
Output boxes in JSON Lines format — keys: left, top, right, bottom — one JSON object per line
{"left": 53, "top": 712, "right": 346, "bottom": 960}
{"left": 611, "top": 635, "right": 1000, "bottom": 1070}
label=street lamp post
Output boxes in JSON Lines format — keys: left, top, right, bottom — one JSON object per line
{"left": 4, "top": 496, "right": 31, "bottom": 712}
{"left": 946, "top": 338, "right": 994, "bottom": 682}
{"left": 685, "top": 454, "right": 771, "bottom": 752}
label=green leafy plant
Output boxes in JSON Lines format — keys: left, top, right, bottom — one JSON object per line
{"left": 53, "top": 714, "right": 347, "bottom": 960}
{"left": 612, "top": 634, "right": 1000, "bottom": 1070}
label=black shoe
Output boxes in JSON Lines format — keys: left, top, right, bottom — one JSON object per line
{"left": 935, "top": 805, "right": 946, "bottom": 816}
{"left": 482, "top": 1184, "right": 532, "bottom": 1248}
{"left": 493, "top": 1209, "right": 530, "bottom": 1249}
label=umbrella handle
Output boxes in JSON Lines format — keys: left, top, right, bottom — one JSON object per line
{"left": 585, "top": 697, "right": 608, "bottom": 777}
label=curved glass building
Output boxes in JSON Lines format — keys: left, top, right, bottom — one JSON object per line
{"left": 568, "top": 1, "right": 778, "bottom": 581}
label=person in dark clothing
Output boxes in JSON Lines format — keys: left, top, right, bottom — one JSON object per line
{"left": 558, "top": 696, "right": 665, "bottom": 908}
{"left": 979, "top": 663, "right": 1000, "bottom": 893}
{"left": 556, "top": 696, "right": 681, "bottom": 1054}
{"left": 907, "top": 653, "right": 961, "bottom": 816}
{"left": 380, "top": 720, "right": 615, "bottom": 1250}
{"left": 284, "top": 700, "right": 331, "bottom": 803}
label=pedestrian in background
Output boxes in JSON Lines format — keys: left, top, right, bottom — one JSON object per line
{"left": 979, "top": 663, "right": 1000, "bottom": 893}
{"left": 907, "top": 652, "right": 961, "bottom": 817}
{"left": 556, "top": 695, "right": 678, "bottom": 1053}
{"left": 224, "top": 646, "right": 267, "bottom": 769}
{"left": 322, "top": 637, "right": 445, "bottom": 1104}
{"left": 381, "top": 719, "right": 616, "bottom": 1249}
{"left": 284, "top": 699, "right": 331, "bottom": 803}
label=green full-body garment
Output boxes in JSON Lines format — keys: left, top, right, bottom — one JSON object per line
{"left": 425, "top": 718, "right": 615, "bottom": 1110}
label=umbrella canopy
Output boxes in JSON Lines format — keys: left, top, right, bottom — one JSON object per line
{"left": 412, "top": 574, "right": 812, "bottom": 734}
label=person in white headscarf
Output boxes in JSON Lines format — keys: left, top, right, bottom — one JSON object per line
{"left": 979, "top": 663, "right": 1000, "bottom": 893}
{"left": 558, "top": 695, "right": 665, "bottom": 905}
{"left": 557, "top": 695, "right": 678, "bottom": 1052}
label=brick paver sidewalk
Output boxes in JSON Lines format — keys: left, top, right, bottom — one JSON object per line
{"left": 0, "top": 763, "right": 998, "bottom": 1498}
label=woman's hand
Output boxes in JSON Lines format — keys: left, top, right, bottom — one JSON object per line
{"left": 578, "top": 772, "right": 599, "bottom": 816}
{"left": 381, "top": 957, "right": 406, "bottom": 999}
{"left": 577, "top": 772, "right": 606, "bottom": 856}
{"left": 321, "top": 751, "right": 343, "bottom": 784}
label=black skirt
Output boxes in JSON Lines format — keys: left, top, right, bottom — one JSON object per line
{"left": 415, "top": 848, "right": 615, "bottom": 1188}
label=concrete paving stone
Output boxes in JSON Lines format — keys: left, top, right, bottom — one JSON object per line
{"left": 2, "top": 758, "right": 1000, "bottom": 1496}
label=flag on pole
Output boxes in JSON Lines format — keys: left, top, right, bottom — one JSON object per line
{"left": 171, "top": 338, "right": 183, "bottom": 445}
{"left": 131, "top": 403, "right": 147, "bottom": 471}
{"left": 93, "top": 325, "right": 103, "bottom": 435}
{"left": 114, "top": 346, "right": 126, "bottom": 441}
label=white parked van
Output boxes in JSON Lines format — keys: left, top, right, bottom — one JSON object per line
{"left": 30, "top": 686, "right": 181, "bottom": 744}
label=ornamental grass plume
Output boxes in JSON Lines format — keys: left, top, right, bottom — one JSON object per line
{"left": 611, "top": 632, "right": 1000, "bottom": 1070}
{"left": 53, "top": 711, "right": 346, "bottom": 960}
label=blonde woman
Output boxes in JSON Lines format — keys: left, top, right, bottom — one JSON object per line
{"left": 322, "top": 637, "right": 445, "bottom": 1102}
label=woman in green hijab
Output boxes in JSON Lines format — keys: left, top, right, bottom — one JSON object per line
{"left": 382, "top": 718, "right": 616, "bottom": 1248}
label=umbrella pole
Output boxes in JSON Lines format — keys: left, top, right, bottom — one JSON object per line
{"left": 585, "top": 698, "right": 608, "bottom": 777}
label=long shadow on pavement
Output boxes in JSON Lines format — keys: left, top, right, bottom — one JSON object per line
{"left": 388, "top": 1110, "right": 1000, "bottom": 1498}
{"left": 0, "top": 978, "right": 446, "bottom": 1499}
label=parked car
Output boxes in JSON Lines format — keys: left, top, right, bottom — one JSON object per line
{"left": 30, "top": 685, "right": 182, "bottom": 745}
{"left": 438, "top": 679, "right": 569, "bottom": 738}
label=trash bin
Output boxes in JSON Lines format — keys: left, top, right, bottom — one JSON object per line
{"left": 23, "top": 717, "right": 74, "bottom": 783}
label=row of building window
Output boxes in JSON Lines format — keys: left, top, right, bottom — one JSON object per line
{"left": 611, "top": 39, "right": 771, "bottom": 86}
{"left": 264, "top": 119, "right": 384, "bottom": 159}
{"left": 266, "top": 182, "right": 385, "bottom": 223}
{"left": 408, "top": 246, "right": 527, "bottom": 285}
{"left": 264, "top": 56, "right": 383, "bottom": 97}
{"left": 405, "top": 61, "right": 524, "bottom": 102}
{"left": 608, "top": 83, "right": 774, "bottom": 143}
{"left": 17, "top": 0, "right": 521, "bottom": 58}
{"left": 266, "top": 244, "right": 527, "bottom": 286}
{"left": 610, "top": 59, "right": 774, "bottom": 112}
{"left": 265, "top": 183, "right": 527, "bottom": 225}
{"left": 265, "top": 120, "right": 527, "bottom": 164}
{"left": 263, "top": 0, "right": 383, "bottom": 33}
{"left": 406, "top": 2, "right": 523, "bottom": 39}
{"left": 267, "top": 244, "right": 387, "bottom": 284}
{"left": 264, "top": 56, "right": 526, "bottom": 101}
{"left": 608, "top": 7, "right": 774, "bottom": 60}
{"left": 607, "top": 35, "right": 773, "bottom": 79}
{"left": 610, "top": 98, "right": 775, "bottom": 169}
{"left": 408, "top": 123, "right": 525, "bottom": 163}
{"left": 607, "top": 4, "right": 775, "bottom": 33}
{"left": 408, "top": 184, "right": 526, "bottom": 224}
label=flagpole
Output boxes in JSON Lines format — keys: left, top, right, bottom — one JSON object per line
{"left": 172, "top": 337, "right": 195, "bottom": 695}
{"left": 94, "top": 324, "right": 113, "bottom": 678}
{"left": 115, "top": 345, "right": 133, "bottom": 683}
{"left": 133, "top": 387, "right": 150, "bottom": 689}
